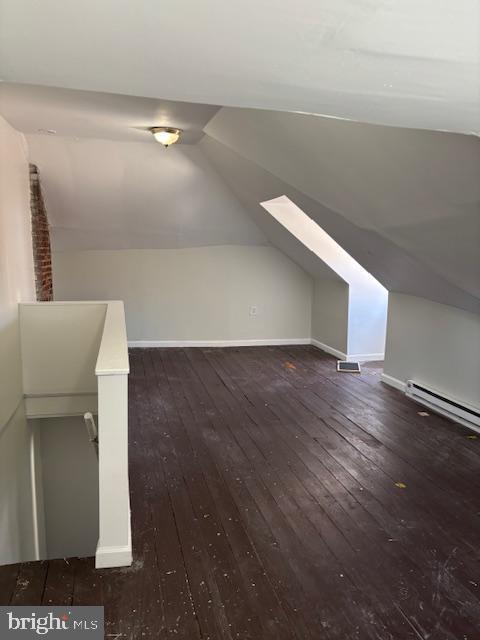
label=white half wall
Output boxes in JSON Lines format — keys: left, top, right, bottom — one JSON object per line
{"left": 0, "top": 114, "right": 37, "bottom": 565}
{"left": 383, "top": 293, "right": 480, "bottom": 409}
{"left": 20, "top": 302, "right": 106, "bottom": 396}
{"left": 52, "top": 245, "right": 313, "bottom": 343}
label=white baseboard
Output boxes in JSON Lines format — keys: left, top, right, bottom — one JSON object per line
{"left": 128, "top": 338, "right": 383, "bottom": 363}
{"left": 348, "top": 352, "right": 385, "bottom": 362}
{"left": 381, "top": 373, "right": 406, "bottom": 392}
{"left": 311, "top": 340, "right": 384, "bottom": 362}
{"left": 95, "top": 510, "right": 132, "bottom": 569}
{"left": 129, "top": 338, "right": 311, "bottom": 348}
{"left": 310, "top": 339, "right": 347, "bottom": 360}
{"left": 95, "top": 542, "right": 132, "bottom": 569}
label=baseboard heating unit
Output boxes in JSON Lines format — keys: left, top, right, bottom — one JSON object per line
{"left": 406, "top": 381, "right": 480, "bottom": 433}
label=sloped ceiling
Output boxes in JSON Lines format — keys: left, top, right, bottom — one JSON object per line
{"left": 200, "top": 135, "right": 480, "bottom": 314}
{"left": 0, "top": 0, "right": 478, "bottom": 134}
{"left": 0, "top": 83, "right": 338, "bottom": 278}
{"left": 0, "top": 83, "right": 267, "bottom": 252}
{"left": 25, "top": 134, "right": 267, "bottom": 251}
{"left": 204, "top": 108, "right": 480, "bottom": 301}
{"left": 0, "top": 83, "right": 220, "bottom": 144}
{"left": 0, "top": 80, "right": 478, "bottom": 310}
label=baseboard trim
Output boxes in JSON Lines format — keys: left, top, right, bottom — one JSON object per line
{"left": 381, "top": 373, "right": 406, "bottom": 392}
{"left": 129, "top": 338, "right": 311, "bottom": 348}
{"left": 310, "top": 339, "right": 347, "bottom": 360}
{"left": 348, "top": 352, "right": 385, "bottom": 363}
{"left": 128, "top": 338, "right": 383, "bottom": 362}
{"left": 95, "top": 541, "right": 132, "bottom": 569}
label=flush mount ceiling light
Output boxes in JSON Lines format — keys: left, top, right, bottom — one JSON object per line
{"left": 150, "top": 126, "right": 182, "bottom": 147}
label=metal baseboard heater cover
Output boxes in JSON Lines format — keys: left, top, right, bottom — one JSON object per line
{"left": 406, "top": 381, "right": 480, "bottom": 433}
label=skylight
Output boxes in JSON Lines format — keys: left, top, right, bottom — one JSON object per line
{"left": 260, "top": 195, "right": 388, "bottom": 360}
{"left": 260, "top": 195, "right": 386, "bottom": 292}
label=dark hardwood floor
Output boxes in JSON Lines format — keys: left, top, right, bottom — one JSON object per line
{"left": 1, "top": 346, "right": 479, "bottom": 639}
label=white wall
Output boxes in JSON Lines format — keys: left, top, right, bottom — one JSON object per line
{"left": 384, "top": 293, "right": 480, "bottom": 408}
{"left": 25, "top": 135, "right": 266, "bottom": 252}
{"left": 53, "top": 245, "right": 312, "bottom": 343}
{"left": 0, "top": 114, "right": 37, "bottom": 565}
{"left": 311, "top": 280, "right": 387, "bottom": 360}
{"left": 38, "top": 416, "right": 98, "bottom": 560}
{"left": 347, "top": 286, "right": 388, "bottom": 358}
{"left": 20, "top": 302, "right": 106, "bottom": 395}
{"left": 311, "top": 278, "right": 349, "bottom": 356}
{"left": 262, "top": 195, "right": 388, "bottom": 359}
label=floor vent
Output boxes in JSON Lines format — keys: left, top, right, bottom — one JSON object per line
{"left": 406, "top": 381, "right": 480, "bottom": 433}
{"left": 337, "top": 361, "right": 361, "bottom": 373}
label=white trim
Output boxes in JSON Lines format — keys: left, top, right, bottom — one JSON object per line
{"left": 20, "top": 300, "right": 124, "bottom": 306}
{"left": 381, "top": 373, "right": 406, "bottom": 392}
{"left": 129, "top": 338, "right": 311, "bottom": 348}
{"left": 29, "top": 423, "right": 46, "bottom": 561}
{"left": 96, "top": 375, "right": 131, "bottom": 569}
{"left": 25, "top": 391, "right": 96, "bottom": 398}
{"left": 95, "top": 301, "right": 130, "bottom": 375}
{"left": 95, "top": 520, "right": 132, "bottom": 569}
{"left": 95, "top": 543, "right": 132, "bottom": 569}
{"left": 24, "top": 394, "right": 98, "bottom": 419}
{"left": 128, "top": 338, "right": 382, "bottom": 362}
{"left": 348, "top": 352, "right": 385, "bottom": 362}
{"left": 311, "top": 339, "right": 347, "bottom": 360}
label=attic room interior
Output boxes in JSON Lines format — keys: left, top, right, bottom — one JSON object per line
{"left": 0, "top": 1, "right": 479, "bottom": 638}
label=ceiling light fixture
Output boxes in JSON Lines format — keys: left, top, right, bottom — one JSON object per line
{"left": 150, "top": 126, "right": 182, "bottom": 147}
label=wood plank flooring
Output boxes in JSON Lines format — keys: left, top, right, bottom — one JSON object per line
{"left": 1, "top": 346, "right": 479, "bottom": 639}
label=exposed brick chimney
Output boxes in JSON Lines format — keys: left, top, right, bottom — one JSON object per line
{"left": 29, "top": 164, "right": 53, "bottom": 301}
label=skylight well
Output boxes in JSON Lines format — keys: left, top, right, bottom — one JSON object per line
{"left": 260, "top": 195, "right": 388, "bottom": 360}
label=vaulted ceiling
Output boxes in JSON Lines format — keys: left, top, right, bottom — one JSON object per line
{"left": 0, "top": 83, "right": 220, "bottom": 145}
{"left": 0, "top": 2, "right": 478, "bottom": 313}
{"left": 202, "top": 107, "right": 480, "bottom": 309}
{"left": 0, "top": 0, "right": 478, "bottom": 134}
{"left": 25, "top": 133, "right": 267, "bottom": 252}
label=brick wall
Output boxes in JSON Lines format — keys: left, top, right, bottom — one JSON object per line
{"left": 29, "top": 164, "right": 53, "bottom": 301}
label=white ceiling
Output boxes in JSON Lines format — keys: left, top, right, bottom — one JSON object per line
{"left": 200, "top": 112, "right": 480, "bottom": 313}
{"left": 0, "top": 83, "right": 219, "bottom": 144}
{"left": 2, "top": 82, "right": 476, "bottom": 306}
{"left": 0, "top": 0, "right": 478, "bottom": 134}
{"left": 0, "top": 1, "right": 477, "bottom": 312}
{"left": 204, "top": 107, "right": 480, "bottom": 302}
